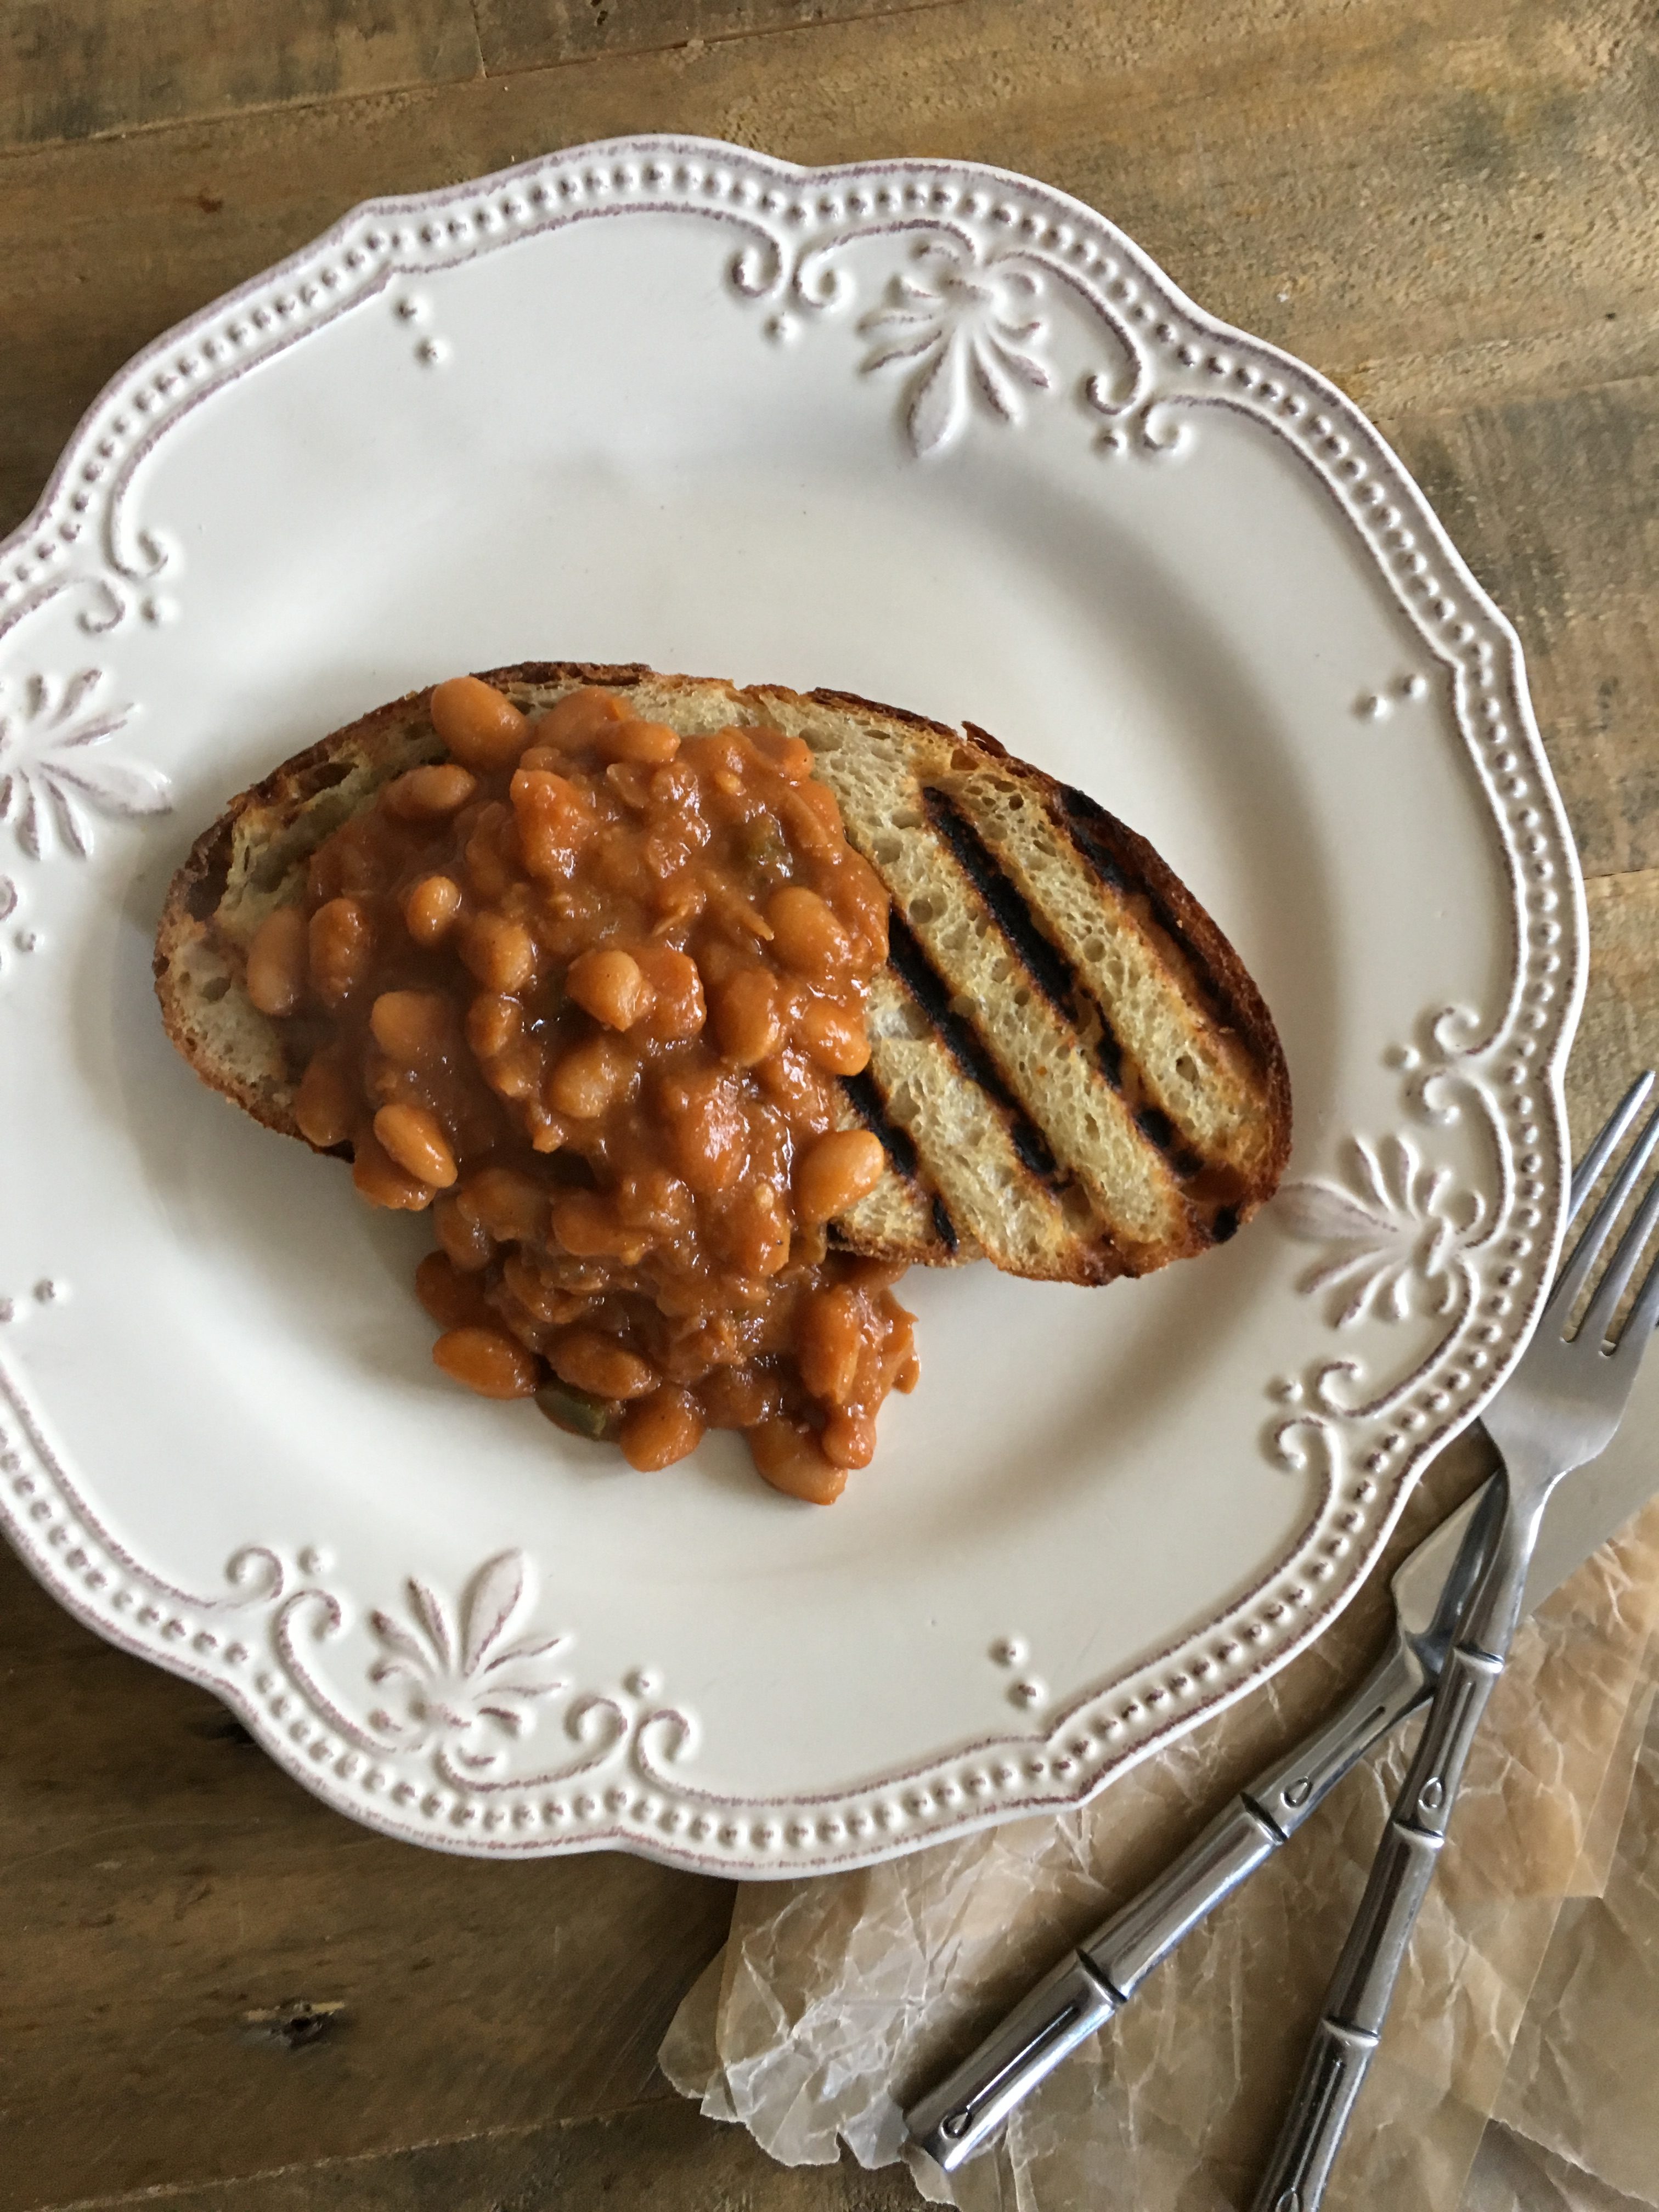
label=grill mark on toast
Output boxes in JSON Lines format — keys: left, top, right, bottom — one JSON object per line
{"left": 865, "top": 1023, "right": 1102, "bottom": 1276}
{"left": 983, "top": 780, "right": 1265, "bottom": 1236}
{"left": 1095, "top": 1023, "right": 1125, "bottom": 1091}
{"left": 1137, "top": 1105, "right": 1176, "bottom": 1153}
{"left": 922, "top": 787, "right": 1076, "bottom": 1018}
{"left": 923, "top": 784, "right": 1214, "bottom": 1202}
{"left": 1054, "top": 783, "right": 1246, "bottom": 1034}
{"left": 840, "top": 1069, "right": 921, "bottom": 1180}
{"left": 839, "top": 1066, "right": 962, "bottom": 1260}
{"left": 1008, "top": 1117, "right": 1063, "bottom": 1185}
{"left": 885, "top": 916, "right": 1066, "bottom": 1188}
{"left": 1054, "top": 786, "right": 1130, "bottom": 893}
{"left": 1141, "top": 1103, "right": 1235, "bottom": 1222}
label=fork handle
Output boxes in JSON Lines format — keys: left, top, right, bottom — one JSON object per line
{"left": 906, "top": 1633, "right": 1430, "bottom": 2173}
{"left": 1251, "top": 1498, "right": 1541, "bottom": 2212}
{"left": 1090, "top": 1634, "right": 1431, "bottom": 1996}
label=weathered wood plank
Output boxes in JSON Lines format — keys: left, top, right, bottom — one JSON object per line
{"left": 472, "top": 0, "right": 969, "bottom": 78}
{"left": 0, "top": 1549, "right": 732, "bottom": 2211}
{"left": 3, "top": 0, "right": 1656, "bottom": 483}
{"left": 0, "top": 0, "right": 972, "bottom": 155}
{"left": 3, "top": 0, "right": 1654, "bottom": 511}
{"left": 1, "top": 0, "right": 1652, "bottom": 876}
{"left": 1385, "top": 386, "right": 1659, "bottom": 880}
{"left": 1574, "top": 867, "right": 1659, "bottom": 1153}
{"left": 1, "top": 0, "right": 482, "bottom": 153}
{"left": 53, "top": 2097, "right": 919, "bottom": 2211}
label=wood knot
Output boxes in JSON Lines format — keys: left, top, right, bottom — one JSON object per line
{"left": 240, "top": 2000, "right": 347, "bottom": 2052}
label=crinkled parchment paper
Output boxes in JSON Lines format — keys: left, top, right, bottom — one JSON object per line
{"left": 663, "top": 1463, "right": 1659, "bottom": 2212}
{"left": 1464, "top": 1662, "right": 1659, "bottom": 2210}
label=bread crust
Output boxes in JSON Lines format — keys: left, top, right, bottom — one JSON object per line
{"left": 155, "top": 662, "right": 1291, "bottom": 1284}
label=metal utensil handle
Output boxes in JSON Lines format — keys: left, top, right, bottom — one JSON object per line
{"left": 1088, "top": 1637, "right": 1427, "bottom": 1999}
{"left": 1250, "top": 1500, "right": 1540, "bottom": 2212}
{"left": 908, "top": 1636, "right": 1430, "bottom": 2174}
{"left": 903, "top": 1952, "right": 1119, "bottom": 2170}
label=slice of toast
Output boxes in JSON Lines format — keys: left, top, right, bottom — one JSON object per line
{"left": 155, "top": 662, "right": 1290, "bottom": 1285}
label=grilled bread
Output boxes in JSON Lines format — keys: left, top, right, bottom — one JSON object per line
{"left": 155, "top": 662, "right": 1290, "bottom": 1285}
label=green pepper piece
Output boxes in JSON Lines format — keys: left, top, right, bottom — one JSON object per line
{"left": 535, "top": 1379, "right": 622, "bottom": 1443}
{"left": 736, "top": 816, "right": 791, "bottom": 875}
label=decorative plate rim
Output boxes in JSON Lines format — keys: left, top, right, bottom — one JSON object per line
{"left": 0, "top": 134, "right": 1585, "bottom": 1874}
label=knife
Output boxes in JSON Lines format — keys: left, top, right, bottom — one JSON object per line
{"left": 907, "top": 1089, "right": 1659, "bottom": 2174}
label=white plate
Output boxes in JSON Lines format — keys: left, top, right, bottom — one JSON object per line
{"left": 0, "top": 139, "right": 1584, "bottom": 1874}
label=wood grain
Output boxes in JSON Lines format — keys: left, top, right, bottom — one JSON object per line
{"left": 2, "top": 1, "right": 1655, "bottom": 2204}
{"left": 37, "top": 2098, "right": 919, "bottom": 2210}
{"left": 1, "top": 0, "right": 1654, "bottom": 873}
{"left": 1572, "top": 867, "right": 1659, "bottom": 1153}
{"left": 472, "top": 0, "right": 970, "bottom": 78}
{"left": 0, "top": 0, "right": 967, "bottom": 154}
{"left": 1, "top": 0, "right": 482, "bottom": 151}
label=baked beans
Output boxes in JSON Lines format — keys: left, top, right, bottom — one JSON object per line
{"left": 402, "top": 873, "right": 464, "bottom": 946}
{"left": 246, "top": 905, "right": 309, "bottom": 1017}
{"left": 246, "top": 678, "right": 917, "bottom": 1498}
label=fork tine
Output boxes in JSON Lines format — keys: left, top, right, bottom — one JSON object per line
{"left": 1546, "top": 1099, "right": 1659, "bottom": 1325}
{"left": 1581, "top": 1163, "right": 1659, "bottom": 1347}
{"left": 1570, "top": 1071, "right": 1656, "bottom": 1219}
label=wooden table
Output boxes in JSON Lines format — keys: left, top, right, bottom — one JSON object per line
{"left": 3, "top": 2, "right": 1654, "bottom": 2204}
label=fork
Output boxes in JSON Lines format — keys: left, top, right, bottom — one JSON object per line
{"left": 905, "top": 1081, "right": 1650, "bottom": 2175}
{"left": 1252, "top": 1085, "right": 1659, "bottom": 2211}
